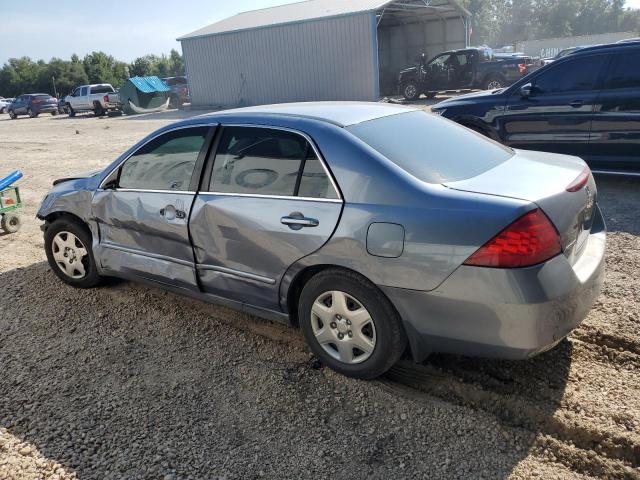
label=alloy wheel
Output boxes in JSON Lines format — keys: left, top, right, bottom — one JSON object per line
{"left": 51, "top": 231, "right": 89, "bottom": 279}
{"left": 310, "top": 290, "right": 377, "bottom": 364}
{"left": 487, "top": 80, "right": 503, "bottom": 90}
{"left": 404, "top": 84, "right": 418, "bottom": 99}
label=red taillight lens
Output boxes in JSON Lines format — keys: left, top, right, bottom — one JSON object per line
{"left": 566, "top": 167, "right": 590, "bottom": 192}
{"left": 103, "top": 95, "right": 109, "bottom": 103}
{"left": 518, "top": 63, "right": 527, "bottom": 74}
{"left": 464, "top": 209, "right": 561, "bottom": 268}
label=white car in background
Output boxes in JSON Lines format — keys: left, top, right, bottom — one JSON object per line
{"left": 0, "top": 98, "right": 15, "bottom": 114}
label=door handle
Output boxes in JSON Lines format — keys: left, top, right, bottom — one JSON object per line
{"left": 281, "top": 212, "right": 319, "bottom": 230}
{"left": 160, "top": 205, "right": 186, "bottom": 220}
{"left": 569, "top": 100, "right": 584, "bottom": 108}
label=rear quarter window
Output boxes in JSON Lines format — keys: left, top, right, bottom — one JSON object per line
{"left": 347, "top": 111, "right": 513, "bottom": 184}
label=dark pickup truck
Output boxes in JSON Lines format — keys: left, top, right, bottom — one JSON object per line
{"left": 398, "top": 47, "right": 535, "bottom": 100}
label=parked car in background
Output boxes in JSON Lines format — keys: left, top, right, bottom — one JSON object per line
{"left": 432, "top": 41, "right": 640, "bottom": 174}
{"left": 162, "top": 76, "right": 190, "bottom": 109}
{"left": 64, "top": 84, "right": 122, "bottom": 117}
{"left": 0, "top": 97, "right": 14, "bottom": 113}
{"left": 8, "top": 94, "right": 58, "bottom": 119}
{"left": 398, "top": 47, "right": 535, "bottom": 100}
{"left": 37, "top": 102, "right": 604, "bottom": 380}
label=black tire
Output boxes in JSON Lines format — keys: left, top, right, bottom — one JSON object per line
{"left": 28, "top": 108, "right": 38, "bottom": 118}
{"left": 0, "top": 107, "right": 4, "bottom": 114}
{"left": 1, "top": 213, "right": 21, "bottom": 233}
{"left": 424, "top": 91, "right": 437, "bottom": 99}
{"left": 402, "top": 81, "right": 421, "bottom": 101}
{"left": 44, "top": 217, "right": 102, "bottom": 288}
{"left": 298, "top": 268, "right": 407, "bottom": 380}
{"left": 93, "top": 102, "right": 105, "bottom": 117}
{"left": 483, "top": 75, "right": 506, "bottom": 90}
{"left": 67, "top": 104, "right": 75, "bottom": 117}
{"left": 51, "top": 110, "right": 58, "bottom": 116}
{"left": 168, "top": 95, "right": 180, "bottom": 109}
{"left": 8, "top": 110, "right": 17, "bottom": 119}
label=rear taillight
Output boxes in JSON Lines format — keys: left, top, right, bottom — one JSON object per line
{"left": 103, "top": 95, "right": 109, "bottom": 103}
{"left": 566, "top": 166, "right": 590, "bottom": 192}
{"left": 518, "top": 63, "right": 527, "bottom": 74}
{"left": 464, "top": 209, "right": 561, "bottom": 268}
{"left": 32, "top": 98, "right": 41, "bottom": 104}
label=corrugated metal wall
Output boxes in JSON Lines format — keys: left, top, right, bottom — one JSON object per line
{"left": 377, "top": 17, "right": 466, "bottom": 95}
{"left": 182, "top": 13, "right": 378, "bottom": 108}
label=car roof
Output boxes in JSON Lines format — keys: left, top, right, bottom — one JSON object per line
{"left": 572, "top": 41, "right": 640, "bottom": 55}
{"left": 198, "top": 102, "right": 419, "bottom": 128}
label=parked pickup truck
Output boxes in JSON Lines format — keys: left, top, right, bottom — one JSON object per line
{"left": 398, "top": 47, "right": 535, "bottom": 100}
{"left": 64, "top": 84, "right": 122, "bottom": 117}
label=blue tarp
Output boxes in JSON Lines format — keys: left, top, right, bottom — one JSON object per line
{"left": 129, "top": 76, "right": 171, "bottom": 93}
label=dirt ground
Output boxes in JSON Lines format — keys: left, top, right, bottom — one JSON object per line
{"left": 0, "top": 110, "right": 638, "bottom": 480}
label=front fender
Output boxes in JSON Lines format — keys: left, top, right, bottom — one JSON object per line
{"left": 37, "top": 177, "right": 98, "bottom": 223}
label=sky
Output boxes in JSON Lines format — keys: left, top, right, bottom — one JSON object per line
{"left": 1, "top": 0, "right": 639, "bottom": 65}
{"left": 0, "top": 0, "right": 298, "bottom": 64}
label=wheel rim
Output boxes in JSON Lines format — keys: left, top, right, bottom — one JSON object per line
{"left": 310, "top": 290, "right": 377, "bottom": 365}
{"left": 404, "top": 84, "right": 417, "bottom": 99}
{"left": 52, "top": 231, "right": 89, "bottom": 279}
{"left": 487, "top": 80, "right": 503, "bottom": 90}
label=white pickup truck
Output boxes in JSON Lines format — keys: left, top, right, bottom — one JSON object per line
{"left": 64, "top": 84, "right": 121, "bottom": 117}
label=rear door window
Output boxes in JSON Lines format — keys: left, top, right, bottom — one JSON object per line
{"left": 532, "top": 54, "right": 609, "bottom": 94}
{"left": 208, "top": 126, "right": 338, "bottom": 199}
{"left": 347, "top": 111, "right": 513, "bottom": 184}
{"left": 603, "top": 52, "right": 640, "bottom": 89}
{"left": 119, "top": 127, "right": 209, "bottom": 191}
{"left": 80, "top": 86, "right": 88, "bottom": 96}
{"left": 90, "top": 85, "right": 114, "bottom": 94}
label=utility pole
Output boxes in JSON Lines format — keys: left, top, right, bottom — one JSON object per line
{"left": 52, "top": 76, "right": 58, "bottom": 98}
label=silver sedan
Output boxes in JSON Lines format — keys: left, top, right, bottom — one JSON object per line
{"left": 37, "top": 103, "right": 605, "bottom": 379}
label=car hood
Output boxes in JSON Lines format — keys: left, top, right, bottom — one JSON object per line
{"left": 434, "top": 89, "right": 504, "bottom": 107}
{"left": 52, "top": 169, "right": 102, "bottom": 186}
{"left": 399, "top": 66, "right": 417, "bottom": 76}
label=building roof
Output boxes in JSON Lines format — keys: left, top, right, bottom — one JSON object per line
{"left": 178, "top": 0, "right": 469, "bottom": 40}
{"left": 198, "top": 101, "right": 419, "bottom": 127}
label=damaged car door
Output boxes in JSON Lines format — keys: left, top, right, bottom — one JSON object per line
{"left": 189, "top": 125, "right": 343, "bottom": 312}
{"left": 92, "top": 125, "right": 214, "bottom": 290}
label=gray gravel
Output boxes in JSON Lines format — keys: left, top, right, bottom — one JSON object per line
{"left": 0, "top": 113, "right": 639, "bottom": 480}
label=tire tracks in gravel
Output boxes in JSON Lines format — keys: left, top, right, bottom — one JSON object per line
{"left": 382, "top": 361, "right": 640, "bottom": 479}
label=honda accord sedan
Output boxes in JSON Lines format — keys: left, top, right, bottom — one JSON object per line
{"left": 37, "top": 102, "right": 606, "bottom": 379}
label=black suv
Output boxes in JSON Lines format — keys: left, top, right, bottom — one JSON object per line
{"left": 432, "top": 42, "right": 640, "bottom": 173}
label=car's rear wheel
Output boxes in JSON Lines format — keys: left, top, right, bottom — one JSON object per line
{"left": 299, "top": 268, "right": 407, "bottom": 379}
{"left": 28, "top": 108, "right": 38, "bottom": 118}
{"left": 8, "top": 110, "right": 16, "bottom": 119}
{"left": 1, "top": 213, "right": 21, "bottom": 233}
{"left": 93, "top": 102, "right": 105, "bottom": 117}
{"left": 44, "top": 218, "right": 102, "bottom": 288}
{"left": 402, "top": 81, "right": 420, "bottom": 101}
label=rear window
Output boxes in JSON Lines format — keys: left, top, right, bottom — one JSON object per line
{"left": 35, "top": 95, "right": 52, "bottom": 100}
{"left": 347, "top": 111, "right": 513, "bottom": 184}
{"left": 90, "top": 85, "right": 114, "bottom": 94}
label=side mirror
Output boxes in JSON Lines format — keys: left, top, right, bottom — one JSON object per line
{"left": 520, "top": 83, "right": 533, "bottom": 98}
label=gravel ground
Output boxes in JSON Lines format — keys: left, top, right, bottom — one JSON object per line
{"left": 0, "top": 111, "right": 639, "bottom": 480}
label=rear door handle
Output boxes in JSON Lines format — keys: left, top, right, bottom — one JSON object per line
{"left": 569, "top": 100, "right": 584, "bottom": 108}
{"left": 160, "top": 205, "right": 186, "bottom": 220}
{"left": 281, "top": 212, "right": 319, "bottom": 230}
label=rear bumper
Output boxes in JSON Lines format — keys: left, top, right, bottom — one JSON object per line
{"left": 35, "top": 106, "right": 58, "bottom": 113}
{"left": 384, "top": 206, "right": 606, "bottom": 362}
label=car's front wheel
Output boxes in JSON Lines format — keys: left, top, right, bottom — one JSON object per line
{"left": 44, "top": 218, "right": 102, "bottom": 288}
{"left": 402, "top": 81, "right": 420, "bottom": 101}
{"left": 299, "top": 269, "right": 407, "bottom": 379}
{"left": 8, "top": 110, "right": 16, "bottom": 119}
{"left": 67, "top": 104, "right": 75, "bottom": 117}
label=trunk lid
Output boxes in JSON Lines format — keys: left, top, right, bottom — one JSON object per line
{"left": 444, "top": 149, "right": 597, "bottom": 264}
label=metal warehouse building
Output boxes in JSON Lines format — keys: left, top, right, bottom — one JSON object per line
{"left": 178, "top": 0, "right": 470, "bottom": 107}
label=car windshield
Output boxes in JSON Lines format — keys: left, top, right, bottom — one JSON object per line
{"left": 347, "top": 111, "right": 513, "bottom": 184}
